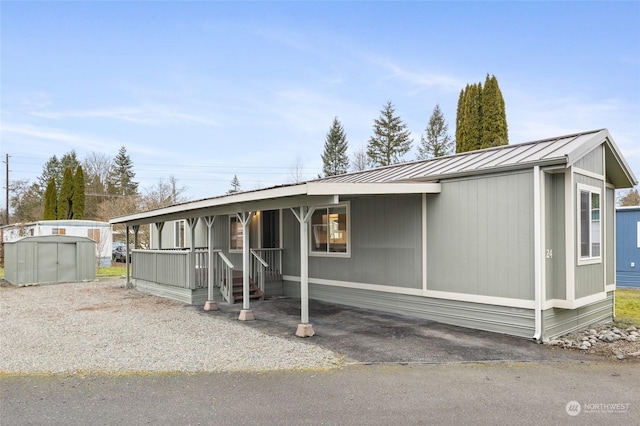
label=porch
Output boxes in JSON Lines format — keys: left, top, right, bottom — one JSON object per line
{"left": 131, "top": 247, "right": 284, "bottom": 305}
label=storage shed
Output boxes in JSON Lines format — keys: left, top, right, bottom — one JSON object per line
{"left": 616, "top": 206, "right": 640, "bottom": 288}
{"left": 4, "top": 235, "right": 96, "bottom": 286}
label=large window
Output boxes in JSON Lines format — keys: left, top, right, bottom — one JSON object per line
{"left": 311, "top": 204, "right": 349, "bottom": 256}
{"left": 174, "top": 220, "right": 185, "bottom": 248}
{"left": 578, "top": 185, "right": 600, "bottom": 261}
{"left": 229, "top": 215, "right": 243, "bottom": 251}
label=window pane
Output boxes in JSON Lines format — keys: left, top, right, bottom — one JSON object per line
{"left": 580, "top": 191, "right": 590, "bottom": 257}
{"left": 590, "top": 193, "right": 600, "bottom": 258}
{"left": 311, "top": 209, "right": 328, "bottom": 252}
{"left": 230, "top": 217, "right": 243, "bottom": 250}
{"left": 328, "top": 206, "right": 347, "bottom": 253}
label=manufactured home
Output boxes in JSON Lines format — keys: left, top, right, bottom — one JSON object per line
{"left": 616, "top": 206, "right": 640, "bottom": 288}
{"left": 110, "top": 129, "right": 637, "bottom": 340}
{"left": 2, "top": 220, "right": 112, "bottom": 266}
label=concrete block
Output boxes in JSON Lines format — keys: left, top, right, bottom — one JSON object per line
{"left": 295, "top": 323, "right": 315, "bottom": 338}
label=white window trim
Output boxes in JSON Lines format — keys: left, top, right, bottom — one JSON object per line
{"left": 576, "top": 183, "right": 601, "bottom": 266}
{"left": 309, "top": 201, "right": 351, "bottom": 258}
{"left": 228, "top": 215, "right": 243, "bottom": 253}
{"left": 174, "top": 220, "right": 185, "bottom": 248}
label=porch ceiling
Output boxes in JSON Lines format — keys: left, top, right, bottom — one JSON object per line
{"left": 110, "top": 181, "right": 440, "bottom": 227}
{"left": 110, "top": 193, "right": 339, "bottom": 226}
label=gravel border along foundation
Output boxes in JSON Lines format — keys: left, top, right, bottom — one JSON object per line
{"left": 0, "top": 281, "right": 343, "bottom": 374}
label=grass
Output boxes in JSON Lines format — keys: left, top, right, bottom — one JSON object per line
{"left": 615, "top": 288, "right": 640, "bottom": 325}
{"left": 96, "top": 265, "right": 127, "bottom": 277}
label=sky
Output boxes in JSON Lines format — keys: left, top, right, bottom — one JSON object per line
{"left": 1, "top": 1, "right": 639, "bottom": 205}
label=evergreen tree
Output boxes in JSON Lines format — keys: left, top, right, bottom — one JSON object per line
{"left": 43, "top": 178, "right": 57, "bottom": 220}
{"left": 228, "top": 175, "right": 241, "bottom": 194}
{"left": 72, "top": 165, "right": 85, "bottom": 219}
{"left": 481, "top": 74, "right": 508, "bottom": 148}
{"left": 58, "top": 167, "right": 74, "bottom": 220}
{"left": 107, "top": 146, "right": 138, "bottom": 196}
{"left": 417, "top": 104, "right": 453, "bottom": 159}
{"left": 37, "top": 155, "right": 61, "bottom": 194}
{"left": 321, "top": 117, "right": 350, "bottom": 176}
{"left": 455, "top": 88, "right": 465, "bottom": 153}
{"left": 455, "top": 75, "right": 508, "bottom": 153}
{"left": 367, "top": 101, "right": 413, "bottom": 167}
{"left": 37, "top": 151, "right": 80, "bottom": 194}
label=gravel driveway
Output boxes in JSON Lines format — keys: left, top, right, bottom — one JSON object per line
{"left": 0, "top": 281, "right": 342, "bottom": 374}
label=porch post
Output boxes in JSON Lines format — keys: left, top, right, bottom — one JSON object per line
{"left": 186, "top": 218, "right": 197, "bottom": 290}
{"left": 154, "top": 222, "right": 164, "bottom": 249}
{"left": 291, "top": 206, "right": 316, "bottom": 337}
{"left": 125, "top": 225, "right": 133, "bottom": 289}
{"left": 237, "top": 212, "right": 255, "bottom": 321}
{"left": 203, "top": 216, "right": 218, "bottom": 311}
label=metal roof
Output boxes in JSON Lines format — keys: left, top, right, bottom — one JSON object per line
{"left": 110, "top": 129, "right": 637, "bottom": 226}
{"left": 316, "top": 129, "right": 618, "bottom": 184}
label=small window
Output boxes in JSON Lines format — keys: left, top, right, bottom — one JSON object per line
{"left": 578, "top": 185, "right": 600, "bottom": 261}
{"left": 52, "top": 228, "right": 66, "bottom": 235}
{"left": 174, "top": 220, "right": 185, "bottom": 248}
{"left": 229, "top": 215, "right": 243, "bottom": 251}
{"left": 311, "top": 204, "right": 349, "bottom": 256}
{"left": 87, "top": 229, "right": 100, "bottom": 242}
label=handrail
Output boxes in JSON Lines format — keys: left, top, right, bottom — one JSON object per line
{"left": 250, "top": 249, "right": 268, "bottom": 267}
{"left": 214, "top": 250, "right": 235, "bottom": 269}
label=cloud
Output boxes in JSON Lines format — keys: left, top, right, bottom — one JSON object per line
{"left": 30, "top": 105, "right": 220, "bottom": 127}
{"left": 363, "top": 54, "right": 464, "bottom": 93}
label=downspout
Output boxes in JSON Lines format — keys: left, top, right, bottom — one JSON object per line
{"left": 533, "top": 166, "right": 542, "bottom": 341}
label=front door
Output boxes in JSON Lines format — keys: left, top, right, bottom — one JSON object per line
{"left": 261, "top": 210, "right": 280, "bottom": 248}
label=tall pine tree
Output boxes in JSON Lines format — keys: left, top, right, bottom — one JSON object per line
{"left": 417, "top": 104, "right": 453, "bottom": 159}
{"left": 58, "top": 167, "right": 74, "bottom": 220}
{"left": 72, "top": 165, "right": 85, "bottom": 219}
{"left": 367, "top": 101, "right": 413, "bottom": 167}
{"left": 107, "top": 146, "right": 138, "bottom": 196}
{"left": 481, "top": 74, "right": 508, "bottom": 148}
{"left": 322, "top": 117, "right": 350, "bottom": 176}
{"left": 43, "top": 178, "right": 57, "bottom": 220}
{"left": 455, "top": 75, "right": 507, "bottom": 153}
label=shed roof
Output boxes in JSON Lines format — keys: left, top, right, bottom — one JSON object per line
{"left": 7, "top": 235, "right": 96, "bottom": 244}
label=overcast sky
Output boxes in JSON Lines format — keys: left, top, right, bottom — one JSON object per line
{"left": 1, "top": 1, "right": 639, "bottom": 202}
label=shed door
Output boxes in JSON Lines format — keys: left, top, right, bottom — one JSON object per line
{"left": 57, "top": 243, "right": 77, "bottom": 282}
{"left": 37, "top": 244, "right": 58, "bottom": 283}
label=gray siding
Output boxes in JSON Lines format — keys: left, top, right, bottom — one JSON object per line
{"left": 574, "top": 173, "right": 605, "bottom": 299}
{"left": 574, "top": 145, "right": 604, "bottom": 175}
{"left": 283, "top": 195, "right": 423, "bottom": 288}
{"left": 427, "top": 171, "right": 534, "bottom": 300}
{"left": 135, "top": 280, "right": 212, "bottom": 305}
{"left": 282, "top": 281, "right": 535, "bottom": 338}
{"left": 545, "top": 172, "right": 566, "bottom": 300}
{"left": 605, "top": 187, "right": 615, "bottom": 285}
{"left": 543, "top": 292, "right": 613, "bottom": 339}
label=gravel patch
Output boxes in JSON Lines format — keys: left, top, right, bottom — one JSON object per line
{"left": 0, "top": 281, "right": 343, "bottom": 374}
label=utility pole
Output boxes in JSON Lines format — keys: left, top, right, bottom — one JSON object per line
{"left": 4, "top": 154, "right": 8, "bottom": 225}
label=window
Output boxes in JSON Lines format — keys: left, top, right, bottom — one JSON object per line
{"left": 174, "top": 220, "right": 185, "bottom": 248}
{"left": 229, "top": 215, "right": 243, "bottom": 251}
{"left": 52, "top": 228, "right": 66, "bottom": 235}
{"left": 311, "top": 204, "right": 349, "bottom": 255}
{"left": 578, "top": 185, "right": 600, "bottom": 260}
{"left": 87, "top": 229, "right": 100, "bottom": 242}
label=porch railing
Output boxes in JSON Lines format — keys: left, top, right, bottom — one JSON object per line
{"left": 131, "top": 247, "right": 282, "bottom": 298}
{"left": 132, "top": 249, "right": 209, "bottom": 290}
{"left": 213, "top": 250, "right": 235, "bottom": 304}
{"left": 250, "top": 248, "right": 283, "bottom": 282}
